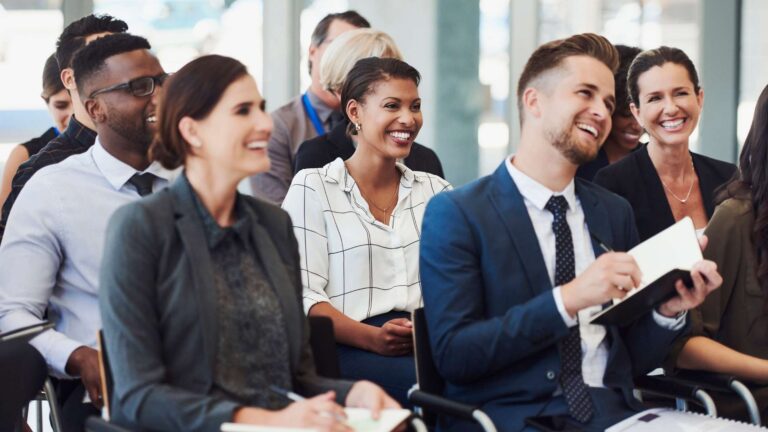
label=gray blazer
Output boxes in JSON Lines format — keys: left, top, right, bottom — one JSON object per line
{"left": 250, "top": 94, "right": 319, "bottom": 204}
{"left": 100, "top": 175, "right": 352, "bottom": 432}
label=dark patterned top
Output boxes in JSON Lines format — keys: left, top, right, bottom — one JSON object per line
{"left": 189, "top": 183, "right": 293, "bottom": 409}
{"left": 0, "top": 116, "right": 96, "bottom": 243}
{"left": 19, "top": 127, "right": 58, "bottom": 158}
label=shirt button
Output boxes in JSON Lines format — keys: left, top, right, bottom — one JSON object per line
{"left": 546, "top": 370, "right": 556, "bottom": 380}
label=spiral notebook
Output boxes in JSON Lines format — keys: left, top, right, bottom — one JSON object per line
{"left": 606, "top": 408, "right": 765, "bottom": 431}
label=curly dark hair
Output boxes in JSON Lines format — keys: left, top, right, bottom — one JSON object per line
{"left": 717, "top": 83, "right": 768, "bottom": 290}
{"left": 56, "top": 14, "right": 128, "bottom": 70}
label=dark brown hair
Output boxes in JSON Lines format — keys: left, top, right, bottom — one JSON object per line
{"left": 627, "top": 46, "right": 700, "bottom": 107}
{"left": 41, "top": 53, "right": 65, "bottom": 101}
{"left": 516, "top": 33, "right": 619, "bottom": 123}
{"left": 613, "top": 45, "right": 642, "bottom": 117}
{"left": 56, "top": 14, "right": 128, "bottom": 70}
{"left": 340, "top": 57, "right": 420, "bottom": 136}
{"left": 149, "top": 55, "right": 247, "bottom": 169}
{"left": 717, "top": 84, "right": 768, "bottom": 292}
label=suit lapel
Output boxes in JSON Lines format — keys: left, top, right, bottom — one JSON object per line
{"left": 488, "top": 164, "right": 553, "bottom": 296}
{"left": 246, "top": 208, "right": 302, "bottom": 367}
{"left": 577, "top": 179, "right": 616, "bottom": 257}
{"left": 170, "top": 177, "right": 219, "bottom": 372}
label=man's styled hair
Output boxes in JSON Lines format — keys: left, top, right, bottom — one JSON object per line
{"left": 72, "top": 33, "right": 151, "bottom": 99}
{"left": 56, "top": 14, "right": 128, "bottom": 70}
{"left": 320, "top": 28, "right": 402, "bottom": 94}
{"left": 308, "top": 10, "right": 370, "bottom": 74}
{"left": 626, "top": 46, "right": 700, "bottom": 108}
{"left": 516, "top": 33, "right": 619, "bottom": 123}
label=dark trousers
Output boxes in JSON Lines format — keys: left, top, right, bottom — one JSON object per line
{"left": 53, "top": 379, "right": 100, "bottom": 432}
{"left": 0, "top": 340, "right": 47, "bottom": 431}
{"left": 336, "top": 311, "right": 416, "bottom": 407}
{"left": 525, "top": 387, "right": 637, "bottom": 431}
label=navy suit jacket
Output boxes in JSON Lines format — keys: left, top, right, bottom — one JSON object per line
{"left": 419, "top": 163, "right": 687, "bottom": 431}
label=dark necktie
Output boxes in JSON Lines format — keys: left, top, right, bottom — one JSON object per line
{"left": 127, "top": 173, "right": 156, "bottom": 197}
{"left": 545, "top": 195, "right": 594, "bottom": 424}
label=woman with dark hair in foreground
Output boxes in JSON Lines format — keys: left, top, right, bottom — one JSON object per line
{"left": 99, "top": 54, "right": 397, "bottom": 432}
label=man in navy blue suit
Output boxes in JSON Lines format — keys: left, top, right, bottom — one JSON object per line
{"left": 419, "top": 33, "right": 723, "bottom": 431}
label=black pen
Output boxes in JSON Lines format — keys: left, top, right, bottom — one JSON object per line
{"left": 269, "top": 385, "right": 349, "bottom": 425}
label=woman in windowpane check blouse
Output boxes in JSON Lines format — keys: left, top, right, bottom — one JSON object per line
{"left": 282, "top": 57, "right": 451, "bottom": 406}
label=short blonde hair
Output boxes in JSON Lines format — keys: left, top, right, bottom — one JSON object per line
{"left": 319, "top": 28, "right": 402, "bottom": 94}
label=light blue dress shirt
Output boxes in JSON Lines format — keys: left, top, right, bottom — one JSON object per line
{"left": 0, "top": 138, "right": 177, "bottom": 377}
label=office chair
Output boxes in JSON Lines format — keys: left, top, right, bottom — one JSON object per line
{"left": 20, "top": 378, "right": 63, "bottom": 432}
{"left": 408, "top": 307, "right": 739, "bottom": 432}
{"left": 409, "top": 307, "right": 497, "bottom": 432}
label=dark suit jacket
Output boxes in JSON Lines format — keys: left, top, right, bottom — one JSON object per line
{"left": 293, "top": 120, "right": 445, "bottom": 179}
{"left": 593, "top": 145, "right": 736, "bottom": 241}
{"left": 100, "top": 175, "right": 352, "bottom": 432}
{"left": 419, "top": 163, "right": 687, "bottom": 431}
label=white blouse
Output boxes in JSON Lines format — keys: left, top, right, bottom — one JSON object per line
{"left": 282, "top": 157, "right": 451, "bottom": 322}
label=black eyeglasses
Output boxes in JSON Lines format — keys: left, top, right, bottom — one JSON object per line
{"left": 89, "top": 73, "right": 169, "bottom": 99}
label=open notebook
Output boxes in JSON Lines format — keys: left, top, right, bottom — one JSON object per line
{"left": 606, "top": 408, "right": 764, "bottom": 431}
{"left": 589, "top": 217, "right": 702, "bottom": 326}
{"left": 220, "top": 408, "right": 411, "bottom": 432}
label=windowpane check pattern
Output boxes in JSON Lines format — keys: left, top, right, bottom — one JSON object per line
{"left": 282, "top": 158, "right": 452, "bottom": 322}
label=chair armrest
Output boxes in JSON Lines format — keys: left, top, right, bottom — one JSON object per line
{"left": 85, "top": 416, "right": 133, "bottom": 432}
{"left": 674, "top": 370, "right": 743, "bottom": 390}
{"left": 407, "top": 389, "right": 497, "bottom": 432}
{"left": 635, "top": 375, "right": 717, "bottom": 416}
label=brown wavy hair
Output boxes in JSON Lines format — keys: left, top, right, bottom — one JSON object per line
{"left": 149, "top": 55, "right": 247, "bottom": 169}
{"left": 717, "top": 83, "right": 768, "bottom": 291}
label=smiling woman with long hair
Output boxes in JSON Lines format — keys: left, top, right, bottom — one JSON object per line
{"left": 99, "top": 54, "right": 396, "bottom": 432}
{"left": 282, "top": 57, "right": 451, "bottom": 406}
{"left": 594, "top": 46, "right": 736, "bottom": 241}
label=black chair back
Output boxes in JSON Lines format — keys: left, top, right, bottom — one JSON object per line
{"left": 308, "top": 316, "right": 341, "bottom": 379}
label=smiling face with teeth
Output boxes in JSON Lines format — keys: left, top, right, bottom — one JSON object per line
{"left": 84, "top": 49, "right": 165, "bottom": 155}
{"left": 532, "top": 55, "right": 616, "bottom": 166}
{"left": 630, "top": 62, "right": 703, "bottom": 149}
{"left": 183, "top": 74, "right": 273, "bottom": 179}
{"left": 346, "top": 77, "right": 422, "bottom": 161}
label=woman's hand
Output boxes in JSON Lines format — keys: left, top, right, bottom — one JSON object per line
{"left": 346, "top": 380, "right": 401, "bottom": 420}
{"left": 235, "top": 391, "right": 351, "bottom": 431}
{"left": 658, "top": 259, "right": 722, "bottom": 317}
{"left": 369, "top": 318, "right": 413, "bottom": 356}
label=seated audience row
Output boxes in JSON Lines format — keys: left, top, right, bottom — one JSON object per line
{"left": 2, "top": 9, "right": 767, "bottom": 432}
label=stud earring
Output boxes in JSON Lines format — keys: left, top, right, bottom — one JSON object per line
{"left": 355, "top": 122, "right": 361, "bottom": 132}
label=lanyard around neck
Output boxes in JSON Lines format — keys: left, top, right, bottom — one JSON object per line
{"left": 302, "top": 92, "right": 326, "bottom": 136}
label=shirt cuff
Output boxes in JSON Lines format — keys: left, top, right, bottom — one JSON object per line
{"left": 29, "top": 330, "right": 86, "bottom": 378}
{"left": 652, "top": 309, "right": 687, "bottom": 331}
{"left": 553, "top": 287, "right": 578, "bottom": 328}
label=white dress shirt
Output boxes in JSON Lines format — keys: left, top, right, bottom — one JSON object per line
{"left": 282, "top": 157, "right": 452, "bottom": 322}
{"left": 0, "top": 138, "right": 177, "bottom": 377}
{"left": 504, "top": 156, "right": 685, "bottom": 388}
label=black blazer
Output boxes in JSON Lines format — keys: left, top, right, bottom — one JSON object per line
{"left": 293, "top": 120, "right": 445, "bottom": 178}
{"left": 99, "top": 174, "right": 352, "bottom": 432}
{"left": 593, "top": 145, "right": 736, "bottom": 241}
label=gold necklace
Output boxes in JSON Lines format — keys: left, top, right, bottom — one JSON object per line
{"left": 659, "top": 159, "right": 695, "bottom": 204}
{"left": 344, "top": 162, "right": 400, "bottom": 214}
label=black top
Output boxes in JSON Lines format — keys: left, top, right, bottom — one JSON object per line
{"left": 19, "top": 127, "right": 58, "bottom": 158}
{"left": 576, "top": 147, "right": 609, "bottom": 181}
{"left": 0, "top": 116, "right": 96, "bottom": 243}
{"left": 593, "top": 145, "right": 736, "bottom": 241}
{"left": 293, "top": 119, "right": 445, "bottom": 179}
{"left": 188, "top": 179, "right": 292, "bottom": 408}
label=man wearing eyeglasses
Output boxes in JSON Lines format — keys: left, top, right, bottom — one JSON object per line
{"left": 0, "top": 33, "right": 177, "bottom": 432}
{"left": 0, "top": 14, "right": 129, "bottom": 245}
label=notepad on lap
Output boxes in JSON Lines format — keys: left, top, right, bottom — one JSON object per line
{"left": 606, "top": 408, "right": 763, "bottom": 431}
{"left": 589, "top": 217, "right": 702, "bottom": 326}
{"left": 220, "top": 408, "right": 410, "bottom": 432}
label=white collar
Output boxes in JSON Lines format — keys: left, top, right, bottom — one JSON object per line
{"left": 322, "top": 157, "right": 416, "bottom": 192}
{"left": 91, "top": 137, "right": 175, "bottom": 191}
{"left": 504, "top": 155, "right": 577, "bottom": 212}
